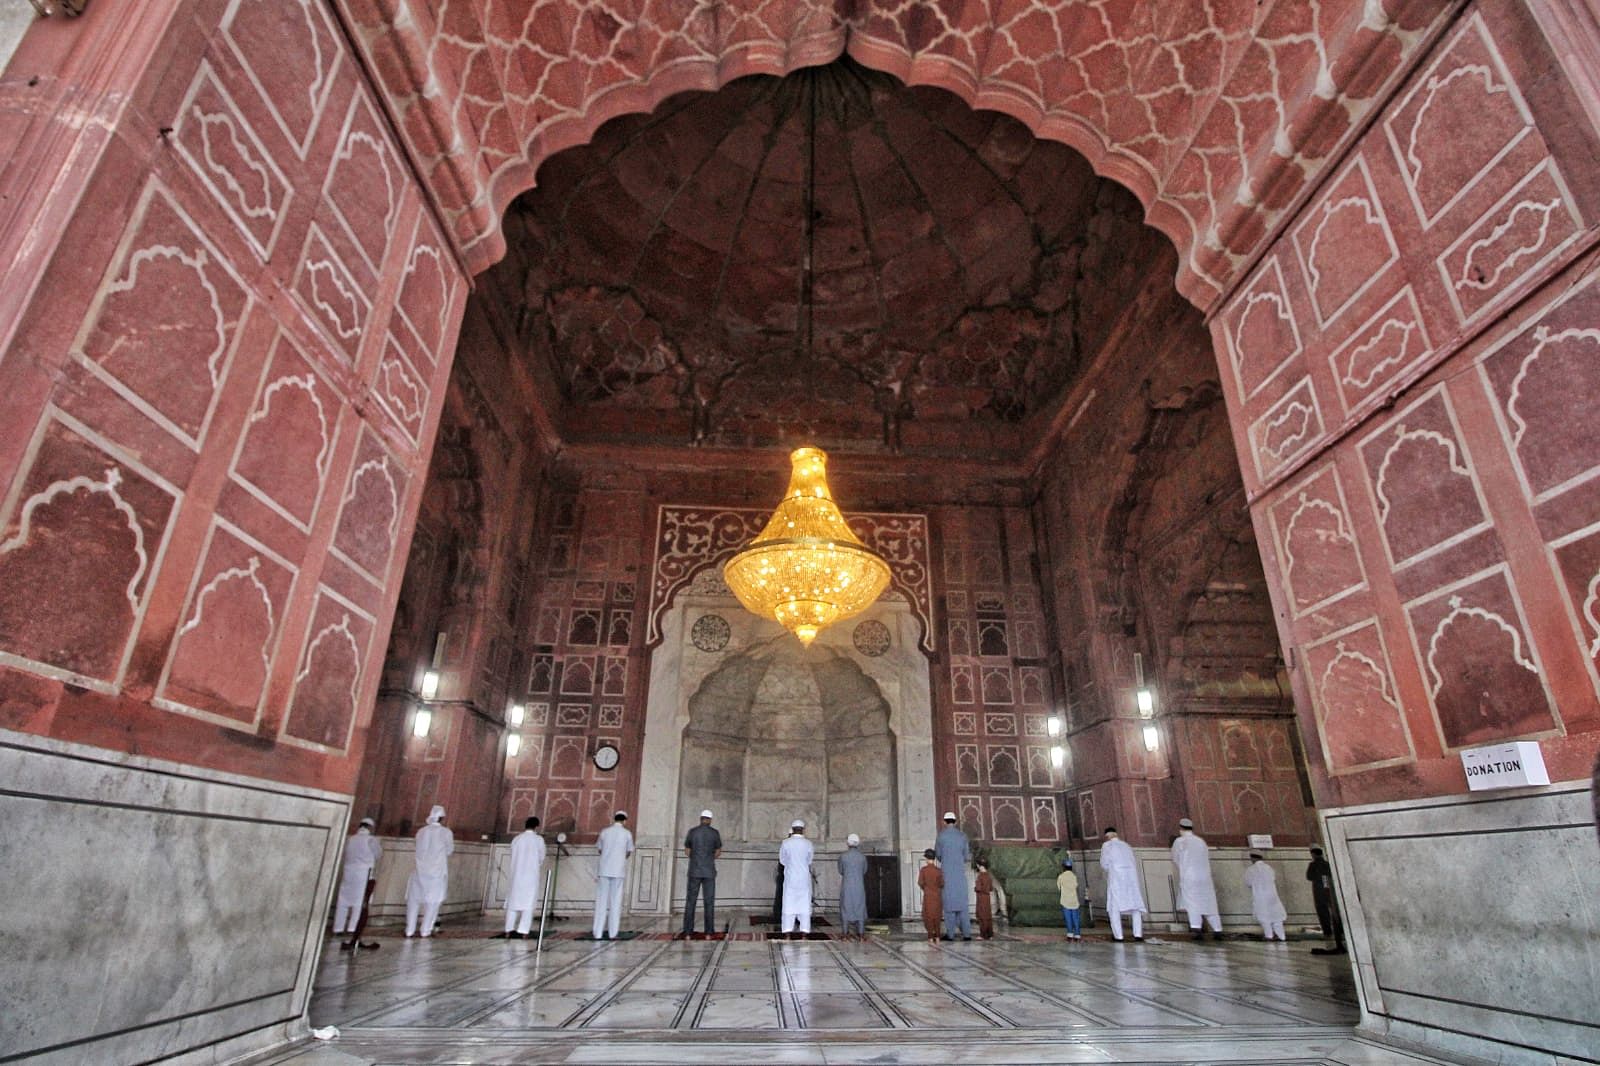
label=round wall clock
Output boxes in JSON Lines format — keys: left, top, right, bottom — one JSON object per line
{"left": 593, "top": 743, "right": 620, "bottom": 771}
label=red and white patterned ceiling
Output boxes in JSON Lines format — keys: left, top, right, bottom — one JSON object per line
{"left": 337, "top": 0, "right": 1453, "bottom": 307}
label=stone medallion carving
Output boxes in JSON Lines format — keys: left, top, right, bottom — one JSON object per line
{"left": 852, "top": 619, "right": 891, "bottom": 657}
{"left": 690, "top": 613, "right": 731, "bottom": 652}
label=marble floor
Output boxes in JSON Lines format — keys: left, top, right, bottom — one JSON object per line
{"left": 260, "top": 919, "right": 1469, "bottom": 1065}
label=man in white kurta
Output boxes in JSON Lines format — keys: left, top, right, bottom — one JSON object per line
{"left": 405, "top": 805, "right": 454, "bottom": 937}
{"left": 1243, "top": 852, "right": 1288, "bottom": 941}
{"left": 334, "top": 817, "right": 382, "bottom": 933}
{"left": 1099, "top": 827, "right": 1146, "bottom": 941}
{"left": 778, "top": 820, "right": 815, "bottom": 935}
{"left": 1171, "top": 818, "right": 1223, "bottom": 939}
{"left": 503, "top": 816, "right": 547, "bottom": 937}
{"left": 592, "top": 811, "right": 634, "bottom": 939}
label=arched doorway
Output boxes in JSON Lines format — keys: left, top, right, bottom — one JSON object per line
{"left": 2, "top": 3, "right": 1599, "bottom": 1063}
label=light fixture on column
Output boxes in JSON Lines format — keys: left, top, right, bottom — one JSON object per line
{"left": 1046, "top": 715, "right": 1062, "bottom": 737}
{"left": 1142, "top": 723, "right": 1160, "bottom": 752}
{"left": 724, "top": 446, "right": 891, "bottom": 646}
{"left": 508, "top": 702, "right": 525, "bottom": 727}
{"left": 507, "top": 733, "right": 522, "bottom": 758}
{"left": 420, "top": 670, "right": 440, "bottom": 701}
{"left": 1050, "top": 745, "right": 1065, "bottom": 768}
{"left": 1132, "top": 652, "right": 1155, "bottom": 717}
{"left": 413, "top": 708, "right": 433, "bottom": 738}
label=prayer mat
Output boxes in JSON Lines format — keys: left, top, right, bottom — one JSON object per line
{"left": 574, "top": 930, "right": 643, "bottom": 941}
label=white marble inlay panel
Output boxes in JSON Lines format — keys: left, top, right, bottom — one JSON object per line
{"left": 0, "top": 729, "right": 349, "bottom": 1065}
{"left": 1323, "top": 783, "right": 1598, "bottom": 1063}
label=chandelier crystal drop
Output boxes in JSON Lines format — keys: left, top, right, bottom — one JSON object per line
{"left": 723, "top": 447, "right": 892, "bottom": 646}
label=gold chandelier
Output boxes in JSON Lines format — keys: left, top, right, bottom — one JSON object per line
{"left": 724, "top": 447, "right": 891, "bottom": 645}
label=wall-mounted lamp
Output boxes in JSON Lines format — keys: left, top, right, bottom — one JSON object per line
{"left": 506, "top": 733, "right": 522, "bottom": 758}
{"left": 29, "top": 0, "right": 89, "bottom": 16}
{"left": 1141, "top": 723, "right": 1160, "bottom": 752}
{"left": 508, "top": 702, "right": 525, "bottom": 727}
{"left": 413, "top": 708, "right": 433, "bottom": 738}
{"left": 1049, "top": 745, "right": 1065, "bottom": 769}
{"left": 420, "top": 669, "right": 440, "bottom": 701}
{"left": 1046, "top": 715, "right": 1062, "bottom": 737}
{"left": 1132, "top": 651, "right": 1155, "bottom": 717}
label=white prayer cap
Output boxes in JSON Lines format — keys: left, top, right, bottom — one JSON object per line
{"left": 846, "top": 833, "right": 860, "bottom": 846}
{"left": 942, "top": 811, "right": 957, "bottom": 821}
{"left": 700, "top": 810, "right": 714, "bottom": 819}
{"left": 1178, "top": 818, "right": 1194, "bottom": 829}
{"left": 426, "top": 805, "right": 445, "bottom": 824}
{"left": 790, "top": 819, "right": 806, "bottom": 829}
{"left": 614, "top": 810, "right": 629, "bottom": 819}
{"left": 359, "top": 817, "right": 376, "bottom": 828}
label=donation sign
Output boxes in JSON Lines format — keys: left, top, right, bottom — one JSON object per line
{"left": 1459, "top": 741, "right": 1550, "bottom": 791}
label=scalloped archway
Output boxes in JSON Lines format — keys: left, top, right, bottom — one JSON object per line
{"left": 336, "top": 0, "right": 1455, "bottom": 307}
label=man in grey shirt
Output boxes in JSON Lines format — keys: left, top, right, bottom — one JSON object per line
{"left": 681, "top": 809, "right": 723, "bottom": 936}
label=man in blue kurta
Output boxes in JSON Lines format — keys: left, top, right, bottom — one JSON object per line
{"left": 934, "top": 812, "right": 972, "bottom": 941}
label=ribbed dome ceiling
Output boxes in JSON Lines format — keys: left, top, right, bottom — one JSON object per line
{"left": 501, "top": 59, "right": 1176, "bottom": 455}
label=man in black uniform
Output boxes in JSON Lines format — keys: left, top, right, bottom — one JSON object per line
{"left": 681, "top": 809, "right": 723, "bottom": 937}
{"left": 1306, "top": 846, "right": 1346, "bottom": 955}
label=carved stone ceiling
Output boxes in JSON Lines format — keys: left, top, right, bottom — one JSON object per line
{"left": 493, "top": 60, "right": 1182, "bottom": 458}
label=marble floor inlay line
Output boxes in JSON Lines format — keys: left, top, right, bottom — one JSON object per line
{"left": 263, "top": 917, "right": 1474, "bottom": 1065}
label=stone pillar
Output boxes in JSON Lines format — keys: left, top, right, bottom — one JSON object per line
{"left": 1212, "top": 4, "right": 1600, "bottom": 1060}
{"left": 0, "top": 2, "right": 465, "bottom": 1061}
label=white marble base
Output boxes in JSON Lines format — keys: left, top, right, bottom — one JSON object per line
{"left": 1324, "top": 780, "right": 1599, "bottom": 1065}
{"left": 0, "top": 728, "right": 350, "bottom": 1065}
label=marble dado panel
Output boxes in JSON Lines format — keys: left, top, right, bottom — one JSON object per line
{"left": 1323, "top": 783, "right": 1600, "bottom": 1064}
{"left": 0, "top": 729, "right": 349, "bottom": 1066}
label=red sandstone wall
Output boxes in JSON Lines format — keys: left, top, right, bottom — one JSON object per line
{"left": 0, "top": 0, "right": 464, "bottom": 794}
{"left": 928, "top": 502, "right": 1065, "bottom": 843}
{"left": 1218, "top": 1, "right": 1600, "bottom": 808}
{"left": 1034, "top": 240, "right": 1311, "bottom": 848}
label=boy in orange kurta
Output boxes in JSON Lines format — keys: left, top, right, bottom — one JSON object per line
{"left": 974, "top": 860, "right": 996, "bottom": 939}
{"left": 917, "top": 849, "right": 943, "bottom": 943}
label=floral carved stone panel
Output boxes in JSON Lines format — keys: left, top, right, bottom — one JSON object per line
{"left": 690, "top": 613, "right": 731, "bottom": 653}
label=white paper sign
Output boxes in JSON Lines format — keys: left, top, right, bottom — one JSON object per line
{"left": 1460, "top": 741, "right": 1550, "bottom": 791}
{"left": 1247, "top": 834, "right": 1274, "bottom": 850}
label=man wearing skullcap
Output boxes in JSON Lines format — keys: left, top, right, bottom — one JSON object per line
{"left": 1099, "top": 827, "right": 1146, "bottom": 942}
{"left": 778, "top": 820, "right": 815, "bottom": 936}
{"left": 405, "top": 806, "right": 453, "bottom": 937}
{"left": 681, "top": 809, "right": 722, "bottom": 937}
{"left": 592, "top": 811, "right": 634, "bottom": 940}
{"left": 1171, "top": 817, "right": 1223, "bottom": 940}
{"left": 934, "top": 812, "right": 972, "bottom": 941}
{"left": 837, "top": 833, "right": 867, "bottom": 938}
{"left": 334, "top": 816, "right": 382, "bottom": 936}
